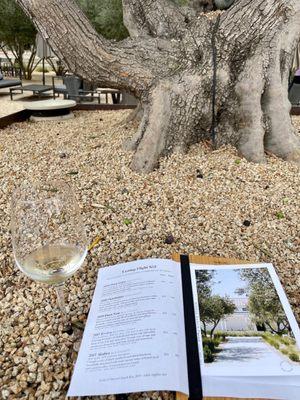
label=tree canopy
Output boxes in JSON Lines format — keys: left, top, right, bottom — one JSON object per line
{"left": 196, "top": 270, "right": 236, "bottom": 337}
{"left": 77, "top": 0, "right": 129, "bottom": 41}
{"left": 239, "top": 269, "right": 291, "bottom": 335}
{"left": 77, "top": 0, "right": 189, "bottom": 41}
{"left": 0, "top": 0, "right": 37, "bottom": 79}
{"left": 199, "top": 294, "right": 236, "bottom": 337}
{"left": 0, "top": 0, "right": 36, "bottom": 49}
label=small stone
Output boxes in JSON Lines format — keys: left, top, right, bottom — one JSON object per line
{"left": 73, "top": 340, "right": 81, "bottom": 352}
{"left": 243, "top": 220, "right": 251, "bottom": 227}
{"left": 28, "top": 372, "right": 36, "bottom": 382}
{"left": 164, "top": 234, "right": 175, "bottom": 244}
{"left": 59, "top": 152, "right": 67, "bottom": 158}
{"left": 28, "top": 363, "right": 37, "bottom": 372}
{"left": 63, "top": 325, "right": 73, "bottom": 335}
{"left": 40, "top": 381, "right": 51, "bottom": 392}
{"left": 196, "top": 169, "right": 204, "bottom": 178}
{"left": 1, "top": 390, "right": 10, "bottom": 399}
{"left": 43, "top": 337, "right": 52, "bottom": 346}
{"left": 10, "top": 383, "right": 22, "bottom": 395}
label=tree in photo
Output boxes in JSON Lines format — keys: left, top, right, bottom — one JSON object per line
{"left": 0, "top": 0, "right": 37, "bottom": 79}
{"left": 199, "top": 294, "right": 236, "bottom": 337}
{"left": 196, "top": 270, "right": 235, "bottom": 337}
{"left": 238, "top": 269, "right": 291, "bottom": 335}
{"left": 195, "top": 269, "right": 214, "bottom": 298}
{"left": 16, "top": 0, "right": 300, "bottom": 172}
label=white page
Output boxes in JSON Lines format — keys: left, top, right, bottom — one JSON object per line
{"left": 203, "top": 376, "right": 300, "bottom": 400}
{"left": 190, "top": 263, "right": 300, "bottom": 400}
{"left": 68, "top": 258, "right": 188, "bottom": 397}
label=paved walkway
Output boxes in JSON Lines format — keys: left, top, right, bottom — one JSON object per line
{"left": 0, "top": 73, "right": 114, "bottom": 118}
{"left": 204, "top": 336, "right": 300, "bottom": 376}
{"left": 0, "top": 75, "right": 55, "bottom": 117}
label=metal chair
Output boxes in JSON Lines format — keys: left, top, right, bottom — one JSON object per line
{"left": 52, "top": 76, "right": 68, "bottom": 99}
{"left": 63, "top": 75, "right": 100, "bottom": 104}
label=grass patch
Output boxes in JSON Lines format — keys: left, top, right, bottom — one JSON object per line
{"left": 216, "top": 331, "right": 263, "bottom": 337}
{"left": 262, "top": 332, "right": 300, "bottom": 362}
{"left": 35, "top": 65, "right": 51, "bottom": 73}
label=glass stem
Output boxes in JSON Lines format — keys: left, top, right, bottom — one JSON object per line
{"left": 55, "top": 284, "right": 68, "bottom": 321}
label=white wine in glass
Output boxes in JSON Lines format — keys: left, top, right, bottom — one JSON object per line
{"left": 16, "top": 244, "right": 87, "bottom": 285}
{"left": 11, "top": 180, "right": 87, "bottom": 327}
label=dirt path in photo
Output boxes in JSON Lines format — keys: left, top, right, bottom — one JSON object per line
{"left": 205, "top": 336, "right": 300, "bottom": 375}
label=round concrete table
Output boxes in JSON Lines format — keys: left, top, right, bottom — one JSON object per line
{"left": 25, "top": 99, "right": 76, "bottom": 121}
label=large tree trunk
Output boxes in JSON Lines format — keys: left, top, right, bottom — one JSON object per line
{"left": 17, "top": 0, "right": 300, "bottom": 172}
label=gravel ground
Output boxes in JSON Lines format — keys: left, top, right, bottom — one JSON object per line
{"left": 0, "top": 111, "right": 299, "bottom": 399}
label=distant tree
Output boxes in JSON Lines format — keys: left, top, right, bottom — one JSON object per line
{"left": 0, "top": 0, "right": 37, "bottom": 79}
{"left": 199, "top": 294, "right": 236, "bottom": 337}
{"left": 239, "top": 269, "right": 291, "bottom": 335}
{"left": 77, "top": 0, "right": 129, "bottom": 41}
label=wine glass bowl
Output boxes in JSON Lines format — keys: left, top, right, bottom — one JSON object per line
{"left": 11, "top": 180, "right": 87, "bottom": 318}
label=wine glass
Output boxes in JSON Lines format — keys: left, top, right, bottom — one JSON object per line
{"left": 11, "top": 180, "right": 87, "bottom": 328}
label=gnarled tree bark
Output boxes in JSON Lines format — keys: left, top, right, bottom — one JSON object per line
{"left": 16, "top": 0, "right": 300, "bottom": 172}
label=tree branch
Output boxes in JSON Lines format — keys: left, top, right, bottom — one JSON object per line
{"left": 15, "top": 0, "right": 156, "bottom": 94}
{"left": 219, "top": 0, "right": 300, "bottom": 53}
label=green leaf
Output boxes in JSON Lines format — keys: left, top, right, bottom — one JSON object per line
{"left": 123, "top": 218, "right": 132, "bottom": 226}
{"left": 66, "top": 171, "right": 79, "bottom": 175}
{"left": 71, "top": 321, "right": 85, "bottom": 330}
{"left": 276, "top": 211, "right": 285, "bottom": 220}
{"left": 235, "top": 159, "right": 241, "bottom": 165}
{"left": 105, "top": 203, "right": 116, "bottom": 212}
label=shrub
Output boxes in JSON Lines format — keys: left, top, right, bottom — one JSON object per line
{"left": 281, "top": 348, "right": 289, "bottom": 355}
{"left": 202, "top": 337, "right": 215, "bottom": 352}
{"left": 214, "top": 332, "right": 226, "bottom": 341}
{"left": 35, "top": 65, "right": 51, "bottom": 73}
{"left": 222, "top": 331, "right": 262, "bottom": 337}
{"left": 203, "top": 346, "right": 214, "bottom": 363}
{"left": 289, "top": 352, "right": 300, "bottom": 362}
{"left": 281, "top": 336, "right": 295, "bottom": 346}
{"left": 262, "top": 333, "right": 300, "bottom": 361}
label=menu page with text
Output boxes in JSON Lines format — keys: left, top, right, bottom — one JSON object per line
{"left": 68, "top": 259, "right": 189, "bottom": 397}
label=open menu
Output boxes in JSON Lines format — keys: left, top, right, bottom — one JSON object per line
{"left": 68, "top": 257, "right": 300, "bottom": 400}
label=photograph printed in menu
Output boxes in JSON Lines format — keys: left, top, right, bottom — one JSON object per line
{"left": 194, "top": 266, "right": 300, "bottom": 376}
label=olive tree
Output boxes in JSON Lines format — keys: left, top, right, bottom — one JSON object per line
{"left": 16, "top": 0, "right": 300, "bottom": 172}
